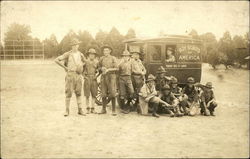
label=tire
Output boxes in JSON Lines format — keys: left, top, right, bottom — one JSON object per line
{"left": 95, "top": 83, "right": 111, "bottom": 106}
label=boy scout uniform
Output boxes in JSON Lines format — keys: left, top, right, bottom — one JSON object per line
{"left": 118, "top": 51, "right": 134, "bottom": 112}
{"left": 197, "top": 82, "right": 218, "bottom": 116}
{"left": 179, "top": 77, "right": 199, "bottom": 115}
{"left": 131, "top": 52, "right": 146, "bottom": 107}
{"left": 159, "top": 85, "right": 183, "bottom": 117}
{"left": 55, "top": 38, "right": 86, "bottom": 116}
{"left": 98, "top": 46, "right": 118, "bottom": 115}
{"left": 83, "top": 48, "right": 98, "bottom": 113}
{"left": 155, "top": 66, "right": 167, "bottom": 91}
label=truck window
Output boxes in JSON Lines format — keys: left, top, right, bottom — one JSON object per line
{"left": 165, "top": 46, "right": 176, "bottom": 63}
{"left": 148, "top": 45, "right": 161, "bottom": 61}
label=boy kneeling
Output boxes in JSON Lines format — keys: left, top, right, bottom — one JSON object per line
{"left": 139, "top": 74, "right": 169, "bottom": 118}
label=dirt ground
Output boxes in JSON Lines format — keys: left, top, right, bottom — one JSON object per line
{"left": 1, "top": 60, "right": 249, "bottom": 158}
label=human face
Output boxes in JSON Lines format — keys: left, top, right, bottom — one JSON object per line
{"left": 172, "top": 83, "right": 177, "bottom": 88}
{"left": 188, "top": 83, "right": 193, "bottom": 88}
{"left": 167, "top": 50, "right": 172, "bottom": 56}
{"left": 163, "top": 89, "right": 170, "bottom": 95}
{"left": 89, "top": 53, "right": 95, "bottom": 60}
{"left": 72, "top": 44, "right": 79, "bottom": 51}
{"left": 103, "top": 48, "right": 111, "bottom": 56}
{"left": 122, "top": 56, "right": 129, "bottom": 61}
{"left": 159, "top": 73, "right": 165, "bottom": 78}
{"left": 147, "top": 80, "right": 155, "bottom": 87}
{"left": 132, "top": 53, "right": 139, "bottom": 60}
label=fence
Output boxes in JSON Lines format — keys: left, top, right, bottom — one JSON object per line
{"left": 0, "top": 40, "right": 44, "bottom": 60}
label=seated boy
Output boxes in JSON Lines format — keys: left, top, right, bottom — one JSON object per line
{"left": 158, "top": 84, "right": 183, "bottom": 117}
{"left": 195, "top": 82, "right": 218, "bottom": 116}
{"left": 139, "top": 74, "right": 169, "bottom": 118}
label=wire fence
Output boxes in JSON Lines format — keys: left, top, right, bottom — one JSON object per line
{"left": 0, "top": 40, "right": 44, "bottom": 60}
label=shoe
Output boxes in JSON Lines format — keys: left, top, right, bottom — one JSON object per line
{"left": 210, "top": 111, "right": 215, "bottom": 116}
{"left": 152, "top": 113, "right": 160, "bottom": 118}
{"left": 64, "top": 109, "right": 69, "bottom": 117}
{"left": 112, "top": 112, "right": 117, "bottom": 116}
{"left": 91, "top": 108, "right": 97, "bottom": 114}
{"left": 86, "top": 107, "right": 90, "bottom": 114}
{"left": 98, "top": 109, "right": 107, "bottom": 114}
{"left": 78, "top": 108, "right": 86, "bottom": 116}
{"left": 121, "top": 109, "right": 130, "bottom": 114}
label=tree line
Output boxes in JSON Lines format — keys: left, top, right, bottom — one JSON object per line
{"left": 1, "top": 23, "right": 249, "bottom": 69}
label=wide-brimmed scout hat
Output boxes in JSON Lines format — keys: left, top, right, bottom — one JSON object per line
{"left": 205, "top": 82, "right": 213, "bottom": 89}
{"left": 170, "top": 77, "right": 178, "bottom": 84}
{"left": 162, "top": 84, "right": 171, "bottom": 91}
{"left": 70, "top": 38, "right": 82, "bottom": 46}
{"left": 131, "top": 51, "right": 141, "bottom": 55}
{"left": 101, "top": 45, "right": 113, "bottom": 52}
{"left": 146, "top": 74, "right": 156, "bottom": 82}
{"left": 87, "top": 48, "right": 97, "bottom": 55}
{"left": 121, "top": 50, "right": 131, "bottom": 56}
{"left": 156, "top": 66, "right": 167, "bottom": 74}
{"left": 187, "top": 77, "right": 195, "bottom": 84}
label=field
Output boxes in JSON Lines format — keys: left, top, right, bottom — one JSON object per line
{"left": 1, "top": 60, "right": 249, "bottom": 158}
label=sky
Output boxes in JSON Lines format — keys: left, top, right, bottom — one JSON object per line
{"left": 1, "top": 1, "right": 249, "bottom": 43}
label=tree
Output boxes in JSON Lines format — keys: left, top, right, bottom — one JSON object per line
{"left": 188, "top": 29, "right": 199, "bottom": 39}
{"left": 4, "top": 23, "right": 32, "bottom": 41}
{"left": 105, "top": 27, "right": 125, "bottom": 57}
{"left": 218, "top": 31, "right": 234, "bottom": 67}
{"left": 200, "top": 32, "right": 218, "bottom": 62}
{"left": 58, "top": 30, "right": 77, "bottom": 54}
{"left": 78, "top": 30, "right": 94, "bottom": 54}
{"left": 125, "top": 28, "right": 136, "bottom": 39}
{"left": 44, "top": 34, "right": 59, "bottom": 58}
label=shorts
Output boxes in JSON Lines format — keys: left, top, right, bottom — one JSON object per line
{"left": 84, "top": 75, "right": 98, "bottom": 98}
{"left": 65, "top": 72, "right": 82, "bottom": 98}
{"left": 101, "top": 73, "right": 117, "bottom": 98}
{"left": 119, "top": 76, "right": 134, "bottom": 99}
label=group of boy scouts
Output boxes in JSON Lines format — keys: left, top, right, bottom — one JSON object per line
{"left": 55, "top": 38, "right": 218, "bottom": 118}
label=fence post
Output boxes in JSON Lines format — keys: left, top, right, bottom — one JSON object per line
{"left": 33, "top": 40, "right": 35, "bottom": 59}
{"left": 22, "top": 41, "right": 25, "bottom": 59}
{"left": 43, "top": 42, "right": 45, "bottom": 60}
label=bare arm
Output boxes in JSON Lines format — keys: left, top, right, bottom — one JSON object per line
{"left": 54, "top": 56, "right": 68, "bottom": 72}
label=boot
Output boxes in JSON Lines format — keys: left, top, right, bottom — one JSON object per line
{"left": 78, "top": 108, "right": 86, "bottom": 116}
{"left": 64, "top": 108, "right": 69, "bottom": 117}
{"left": 86, "top": 107, "right": 90, "bottom": 114}
{"left": 152, "top": 103, "right": 160, "bottom": 118}
{"left": 111, "top": 98, "right": 117, "bottom": 116}
{"left": 175, "top": 108, "right": 183, "bottom": 117}
{"left": 99, "top": 98, "right": 107, "bottom": 114}
{"left": 91, "top": 107, "right": 97, "bottom": 114}
{"left": 210, "top": 110, "right": 215, "bottom": 116}
{"left": 169, "top": 110, "right": 175, "bottom": 117}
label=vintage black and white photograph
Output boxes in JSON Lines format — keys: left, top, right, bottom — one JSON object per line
{"left": 0, "top": 0, "right": 249, "bottom": 158}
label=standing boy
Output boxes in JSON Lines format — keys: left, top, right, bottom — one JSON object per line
{"left": 98, "top": 45, "right": 118, "bottom": 116}
{"left": 83, "top": 48, "right": 99, "bottom": 114}
{"left": 55, "top": 38, "right": 86, "bottom": 116}
{"left": 118, "top": 50, "right": 134, "bottom": 113}
{"left": 131, "top": 51, "right": 146, "bottom": 110}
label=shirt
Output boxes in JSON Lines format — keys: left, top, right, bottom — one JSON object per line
{"left": 182, "top": 85, "right": 198, "bottom": 102}
{"left": 131, "top": 58, "right": 146, "bottom": 75}
{"left": 166, "top": 55, "right": 176, "bottom": 63}
{"left": 201, "top": 89, "right": 215, "bottom": 103}
{"left": 57, "top": 50, "right": 85, "bottom": 72}
{"left": 83, "top": 58, "right": 98, "bottom": 75}
{"left": 160, "top": 92, "right": 176, "bottom": 105}
{"left": 119, "top": 59, "right": 132, "bottom": 76}
{"left": 140, "top": 83, "right": 157, "bottom": 102}
{"left": 170, "top": 86, "right": 182, "bottom": 97}
{"left": 98, "top": 55, "right": 118, "bottom": 70}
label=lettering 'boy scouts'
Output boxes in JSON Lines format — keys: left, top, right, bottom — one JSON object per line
{"left": 55, "top": 38, "right": 86, "bottom": 116}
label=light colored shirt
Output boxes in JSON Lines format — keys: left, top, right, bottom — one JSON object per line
{"left": 57, "top": 50, "right": 85, "bottom": 72}
{"left": 119, "top": 59, "right": 132, "bottom": 76}
{"left": 166, "top": 55, "right": 176, "bottom": 63}
{"left": 131, "top": 58, "right": 146, "bottom": 75}
{"left": 98, "top": 55, "right": 118, "bottom": 69}
{"left": 139, "top": 83, "right": 157, "bottom": 102}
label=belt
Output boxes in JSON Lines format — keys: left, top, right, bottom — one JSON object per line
{"left": 86, "top": 74, "right": 96, "bottom": 76}
{"left": 120, "top": 74, "right": 131, "bottom": 76}
{"left": 132, "top": 73, "right": 142, "bottom": 76}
